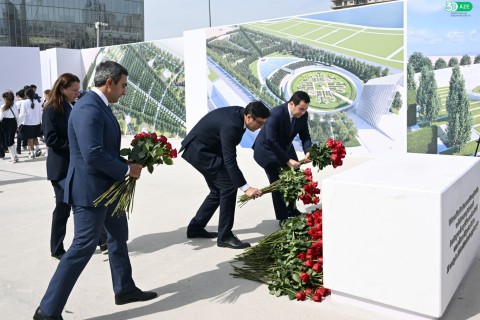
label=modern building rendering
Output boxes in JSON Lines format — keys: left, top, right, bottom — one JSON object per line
{"left": 0, "top": 0, "right": 144, "bottom": 50}
{"left": 331, "top": 0, "right": 396, "bottom": 9}
{"left": 355, "top": 73, "right": 403, "bottom": 129}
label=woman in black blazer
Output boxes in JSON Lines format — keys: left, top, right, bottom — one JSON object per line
{"left": 42, "top": 73, "right": 81, "bottom": 259}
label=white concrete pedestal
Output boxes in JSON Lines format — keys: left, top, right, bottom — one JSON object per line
{"left": 322, "top": 153, "right": 480, "bottom": 318}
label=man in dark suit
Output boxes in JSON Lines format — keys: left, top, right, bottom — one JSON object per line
{"left": 181, "top": 101, "right": 270, "bottom": 249}
{"left": 253, "top": 91, "right": 312, "bottom": 225}
{"left": 34, "top": 61, "right": 157, "bottom": 320}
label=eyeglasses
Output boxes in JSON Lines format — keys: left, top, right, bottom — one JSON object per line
{"left": 252, "top": 116, "right": 266, "bottom": 126}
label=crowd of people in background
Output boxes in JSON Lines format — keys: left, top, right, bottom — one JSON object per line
{"left": 0, "top": 84, "right": 46, "bottom": 162}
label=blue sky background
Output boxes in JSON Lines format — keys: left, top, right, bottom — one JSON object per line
{"left": 304, "top": 1, "right": 403, "bottom": 28}
{"left": 144, "top": 0, "right": 331, "bottom": 41}
{"left": 407, "top": 0, "right": 480, "bottom": 56}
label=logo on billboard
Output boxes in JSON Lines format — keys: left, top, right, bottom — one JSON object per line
{"left": 445, "top": 2, "right": 473, "bottom": 16}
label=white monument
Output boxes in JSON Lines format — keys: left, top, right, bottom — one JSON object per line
{"left": 322, "top": 153, "right": 480, "bottom": 318}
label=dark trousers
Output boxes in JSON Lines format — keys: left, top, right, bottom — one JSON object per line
{"left": 0, "top": 130, "right": 4, "bottom": 158}
{"left": 188, "top": 167, "right": 237, "bottom": 240}
{"left": 265, "top": 165, "right": 296, "bottom": 221}
{"left": 16, "top": 137, "right": 27, "bottom": 152}
{"left": 50, "top": 181, "right": 71, "bottom": 256}
{"left": 39, "top": 204, "right": 136, "bottom": 316}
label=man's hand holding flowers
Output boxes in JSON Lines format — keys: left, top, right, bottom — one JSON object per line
{"left": 94, "top": 132, "right": 177, "bottom": 216}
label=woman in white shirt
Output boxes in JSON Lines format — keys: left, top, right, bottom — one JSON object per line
{"left": 17, "top": 88, "right": 42, "bottom": 159}
{"left": 0, "top": 91, "right": 19, "bottom": 162}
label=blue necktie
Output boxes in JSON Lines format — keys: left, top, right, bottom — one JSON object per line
{"left": 290, "top": 117, "right": 296, "bottom": 135}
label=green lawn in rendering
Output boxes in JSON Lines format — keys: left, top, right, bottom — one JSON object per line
{"left": 247, "top": 18, "right": 403, "bottom": 70}
{"left": 291, "top": 70, "right": 356, "bottom": 110}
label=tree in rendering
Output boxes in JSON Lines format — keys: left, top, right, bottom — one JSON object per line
{"left": 434, "top": 58, "right": 447, "bottom": 70}
{"left": 409, "top": 52, "right": 433, "bottom": 73}
{"left": 416, "top": 66, "right": 441, "bottom": 124}
{"left": 332, "top": 112, "right": 357, "bottom": 142}
{"left": 448, "top": 57, "right": 459, "bottom": 68}
{"left": 407, "top": 63, "right": 416, "bottom": 91}
{"left": 474, "top": 54, "right": 480, "bottom": 64}
{"left": 390, "top": 91, "right": 402, "bottom": 113}
{"left": 460, "top": 55, "right": 472, "bottom": 66}
{"left": 446, "top": 66, "right": 472, "bottom": 150}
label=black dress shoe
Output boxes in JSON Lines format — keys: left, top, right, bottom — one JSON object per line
{"left": 33, "top": 307, "right": 63, "bottom": 320}
{"left": 187, "top": 228, "right": 218, "bottom": 239}
{"left": 50, "top": 253, "right": 64, "bottom": 261}
{"left": 217, "top": 234, "right": 251, "bottom": 249}
{"left": 115, "top": 288, "right": 158, "bottom": 305}
{"left": 99, "top": 243, "right": 108, "bottom": 254}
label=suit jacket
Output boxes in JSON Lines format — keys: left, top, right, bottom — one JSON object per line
{"left": 42, "top": 102, "right": 71, "bottom": 181}
{"left": 253, "top": 102, "right": 312, "bottom": 169}
{"left": 180, "top": 106, "right": 247, "bottom": 188}
{"left": 64, "top": 91, "right": 128, "bottom": 206}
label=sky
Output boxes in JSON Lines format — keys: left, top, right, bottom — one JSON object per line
{"left": 143, "top": 0, "right": 331, "bottom": 41}
{"left": 144, "top": 0, "right": 479, "bottom": 58}
{"left": 407, "top": 0, "right": 480, "bottom": 56}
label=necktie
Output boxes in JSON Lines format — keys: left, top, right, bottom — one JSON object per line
{"left": 290, "top": 117, "right": 296, "bottom": 135}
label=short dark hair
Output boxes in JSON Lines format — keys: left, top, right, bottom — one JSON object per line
{"left": 244, "top": 101, "right": 270, "bottom": 119}
{"left": 93, "top": 61, "right": 128, "bottom": 87}
{"left": 289, "top": 91, "right": 310, "bottom": 105}
{"left": 16, "top": 89, "right": 25, "bottom": 98}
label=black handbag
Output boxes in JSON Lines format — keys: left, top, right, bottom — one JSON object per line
{"left": 17, "top": 124, "right": 25, "bottom": 139}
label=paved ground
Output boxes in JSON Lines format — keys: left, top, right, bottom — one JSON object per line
{"left": 1, "top": 137, "right": 480, "bottom": 319}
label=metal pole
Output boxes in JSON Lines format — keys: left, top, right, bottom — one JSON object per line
{"left": 96, "top": 23, "right": 100, "bottom": 47}
{"left": 208, "top": 0, "right": 211, "bottom": 27}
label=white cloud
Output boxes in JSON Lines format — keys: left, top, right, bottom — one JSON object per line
{"left": 445, "top": 31, "right": 466, "bottom": 44}
{"left": 407, "top": 0, "right": 445, "bottom": 14}
{"left": 408, "top": 28, "right": 443, "bottom": 45}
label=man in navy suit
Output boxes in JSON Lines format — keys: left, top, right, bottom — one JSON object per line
{"left": 181, "top": 101, "right": 270, "bottom": 249}
{"left": 253, "top": 91, "right": 312, "bottom": 225}
{"left": 34, "top": 61, "right": 157, "bottom": 320}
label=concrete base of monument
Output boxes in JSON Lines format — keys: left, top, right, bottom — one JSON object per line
{"left": 330, "top": 290, "right": 454, "bottom": 320}
{"left": 322, "top": 153, "right": 480, "bottom": 318}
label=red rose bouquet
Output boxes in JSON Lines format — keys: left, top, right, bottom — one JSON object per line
{"left": 237, "top": 138, "right": 345, "bottom": 207}
{"left": 231, "top": 208, "right": 331, "bottom": 302}
{"left": 94, "top": 132, "right": 177, "bottom": 217}
{"left": 238, "top": 167, "right": 320, "bottom": 208}
{"left": 299, "top": 138, "right": 346, "bottom": 170}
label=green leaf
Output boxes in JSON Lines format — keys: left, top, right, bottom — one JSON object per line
{"left": 292, "top": 273, "right": 301, "bottom": 283}
{"left": 164, "top": 157, "right": 173, "bottom": 165}
{"left": 120, "top": 148, "right": 131, "bottom": 156}
{"left": 147, "top": 164, "right": 154, "bottom": 174}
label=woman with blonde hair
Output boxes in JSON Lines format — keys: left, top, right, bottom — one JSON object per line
{"left": 0, "top": 91, "right": 19, "bottom": 162}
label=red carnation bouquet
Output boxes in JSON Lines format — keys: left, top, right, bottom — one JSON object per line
{"left": 94, "top": 132, "right": 177, "bottom": 217}
{"left": 237, "top": 138, "right": 345, "bottom": 207}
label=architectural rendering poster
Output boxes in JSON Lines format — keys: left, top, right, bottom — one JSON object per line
{"left": 81, "top": 39, "right": 186, "bottom": 138}
{"left": 407, "top": 0, "right": 480, "bottom": 156}
{"left": 187, "top": 1, "right": 404, "bottom": 154}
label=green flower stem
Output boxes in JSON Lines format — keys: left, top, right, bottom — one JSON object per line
{"left": 237, "top": 179, "right": 282, "bottom": 207}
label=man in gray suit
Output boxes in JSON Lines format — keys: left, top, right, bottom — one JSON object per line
{"left": 34, "top": 61, "right": 157, "bottom": 320}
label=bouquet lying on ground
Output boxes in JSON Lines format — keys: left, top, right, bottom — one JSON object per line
{"left": 94, "top": 132, "right": 177, "bottom": 217}
{"left": 231, "top": 208, "right": 331, "bottom": 302}
{"left": 237, "top": 138, "right": 345, "bottom": 207}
